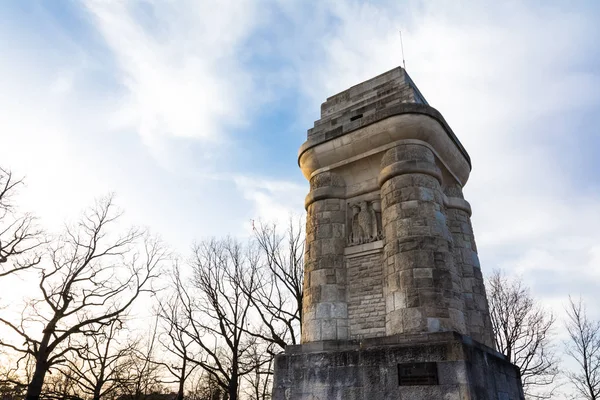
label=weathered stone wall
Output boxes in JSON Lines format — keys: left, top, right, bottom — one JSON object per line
{"left": 302, "top": 171, "right": 349, "bottom": 342}
{"left": 379, "top": 144, "right": 466, "bottom": 335}
{"left": 445, "top": 186, "right": 495, "bottom": 348}
{"left": 309, "top": 68, "right": 426, "bottom": 142}
{"left": 272, "top": 332, "right": 525, "bottom": 400}
{"left": 347, "top": 250, "right": 386, "bottom": 339}
{"left": 301, "top": 145, "right": 493, "bottom": 345}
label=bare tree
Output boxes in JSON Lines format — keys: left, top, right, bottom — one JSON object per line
{"left": 118, "top": 316, "right": 166, "bottom": 400}
{"left": 39, "top": 370, "right": 83, "bottom": 400}
{"left": 241, "top": 219, "right": 303, "bottom": 351}
{"left": 0, "top": 195, "right": 166, "bottom": 400}
{"left": 488, "top": 270, "right": 558, "bottom": 399}
{"left": 187, "top": 372, "right": 225, "bottom": 400}
{"left": 0, "top": 166, "right": 43, "bottom": 276}
{"left": 60, "top": 318, "right": 135, "bottom": 400}
{"left": 565, "top": 296, "right": 600, "bottom": 400}
{"left": 0, "top": 166, "right": 23, "bottom": 224}
{"left": 172, "top": 238, "right": 270, "bottom": 400}
{"left": 0, "top": 355, "right": 31, "bottom": 400}
{"left": 242, "top": 344, "right": 273, "bottom": 400}
{"left": 155, "top": 280, "right": 200, "bottom": 400}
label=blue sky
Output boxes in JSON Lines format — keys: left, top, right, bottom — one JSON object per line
{"left": 1, "top": 0, "right": 600, "bottom": 363}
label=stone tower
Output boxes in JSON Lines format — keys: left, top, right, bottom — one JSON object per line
{"left": 272, "top": 67, "right": 524, "bottom": 399}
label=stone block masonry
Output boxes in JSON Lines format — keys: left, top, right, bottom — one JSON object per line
{"left": 347, "top": 250, "right": 386, "bottom": 339}
{"left": 302, "top": 171, "right": 349, "bottom": 342}
{"left": 445, "top": 185, "right": 495, "bottom": 348}
{"left": 379, "top": 144, "right": 466, "bottom": 336}
{"left": 273, "top": 332, "right": 524, "bottom": 400}
{"left": 273, "top": 66, "right": 524, "bottom": 399}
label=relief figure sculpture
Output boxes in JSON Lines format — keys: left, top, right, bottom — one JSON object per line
{"left": 348, "top": 200, "right": 383, "bottom": 245}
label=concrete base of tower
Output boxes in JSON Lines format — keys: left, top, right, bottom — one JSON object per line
{"left": 272, "top": 332, "right": 524, "bottom": 400}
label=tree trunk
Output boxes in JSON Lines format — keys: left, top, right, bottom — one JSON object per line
{"left": 176, "top": 359, "right": 185, "bottom": 400}
{"left": 26, "top": 316, "right": 60, "bottom": 400}
{"left": 228, "top": 373, "right": 237, "bottom": 400}
{"left": 176, "top": 382, "right": 184, "bottom": 400}
{"left": 92, "top": 365, "right": 107, "bottom": 400}
{"left": 92, "top": 383, "right": 102, "bottom": 400}
{"left": 25, "top": 358, "right": 49, "bottom": 400}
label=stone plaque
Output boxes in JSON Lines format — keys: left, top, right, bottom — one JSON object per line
{"left": 398, "top": 362, "right": 439, "bottom": 386}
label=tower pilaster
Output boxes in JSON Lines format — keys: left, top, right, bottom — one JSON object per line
{"left": 379, "top": 144, "right": 466, "bottom": 336}
{"left": 302, "top": 171, "right": 348, "bottom": 342}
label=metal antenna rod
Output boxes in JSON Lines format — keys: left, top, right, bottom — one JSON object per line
{"left": 399, "top": 30, "right": 406, "bottom": 70}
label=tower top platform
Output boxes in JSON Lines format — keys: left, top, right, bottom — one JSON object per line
{"left": 301, "top": 66, "right": 471, "bottom": 170}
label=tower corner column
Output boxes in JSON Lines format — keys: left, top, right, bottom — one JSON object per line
{"left": 379, "top": 143, "right": 466, "bottom": 336}
{"left": 301, "top": 171, "right": 348, "bottom": 343}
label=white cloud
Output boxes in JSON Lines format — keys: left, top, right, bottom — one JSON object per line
{"left": 0, "top": 0, "right": 292, "bottom": 240}
{"left": 79, "top": 0, "right": 277, "bottom": 181}
{"left": 83, "top": 0, "right": 260, "bottom": 146}
{"left": 233, "top": 175, "right": 306, "bottom": 231}
{"left": 0, "top": 56, "right": 109, "bottom": 229}
{"left": 1, "top": 0, "right": 597, "bottom": 298}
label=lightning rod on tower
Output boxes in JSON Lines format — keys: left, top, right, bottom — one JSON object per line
{"left": 399, "top": 30, "right": 406, "bottom": 70}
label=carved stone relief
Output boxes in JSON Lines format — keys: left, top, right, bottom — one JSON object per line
{"left": 347, "top": 199, "right": 383, "bottom": 246}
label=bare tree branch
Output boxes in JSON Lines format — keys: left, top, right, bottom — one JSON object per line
{"left": 0, "top": 166, "right": 44, "bottom": 276}
{"left": 240, "top": 219, "right": 303, "bottom": 352}
{"left": 169, "top": 238, "right": 271, "bottom": 400}
{"left": 0, "top": 195, "right": 167, "bottom": 400}
{"left": 59, "top": 317, "right": 138, "bottom": 400}
{"left": 155, "top": 279, "right": 200, "bottom": 400}
{"left": 117, "top": 318, "right": 167, "bottom": 400}
{"left": 565, "top": 296, "right": 600, "bottom": 400}
{"left": 488, "top": 270, "right": 559, "bottom": 399}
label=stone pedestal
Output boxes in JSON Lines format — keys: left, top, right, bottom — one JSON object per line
{"left": 272, "top": 332, "right": 524, "bottom": 400}
{"left": 273, "top": 66, "right": 524, "bottom": 399}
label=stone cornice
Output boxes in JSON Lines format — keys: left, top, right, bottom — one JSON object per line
{"left": 304, "top": 186, "right": 346, "bottom": 209}
{"left": 378, "top": 159, "right": 443, "bottom": 187}
{"left": 299, "top": 103, "right": 471, "bottom": 169}
{"left": 443, "top": 196, "right": 472, "bottom": 216}
{"left": 344, "top": 240, "right": 384, "bottom": 258}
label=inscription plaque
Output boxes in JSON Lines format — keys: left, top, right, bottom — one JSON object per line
{"left": 398, "top": 362, "right": 439, "bottom": 386}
